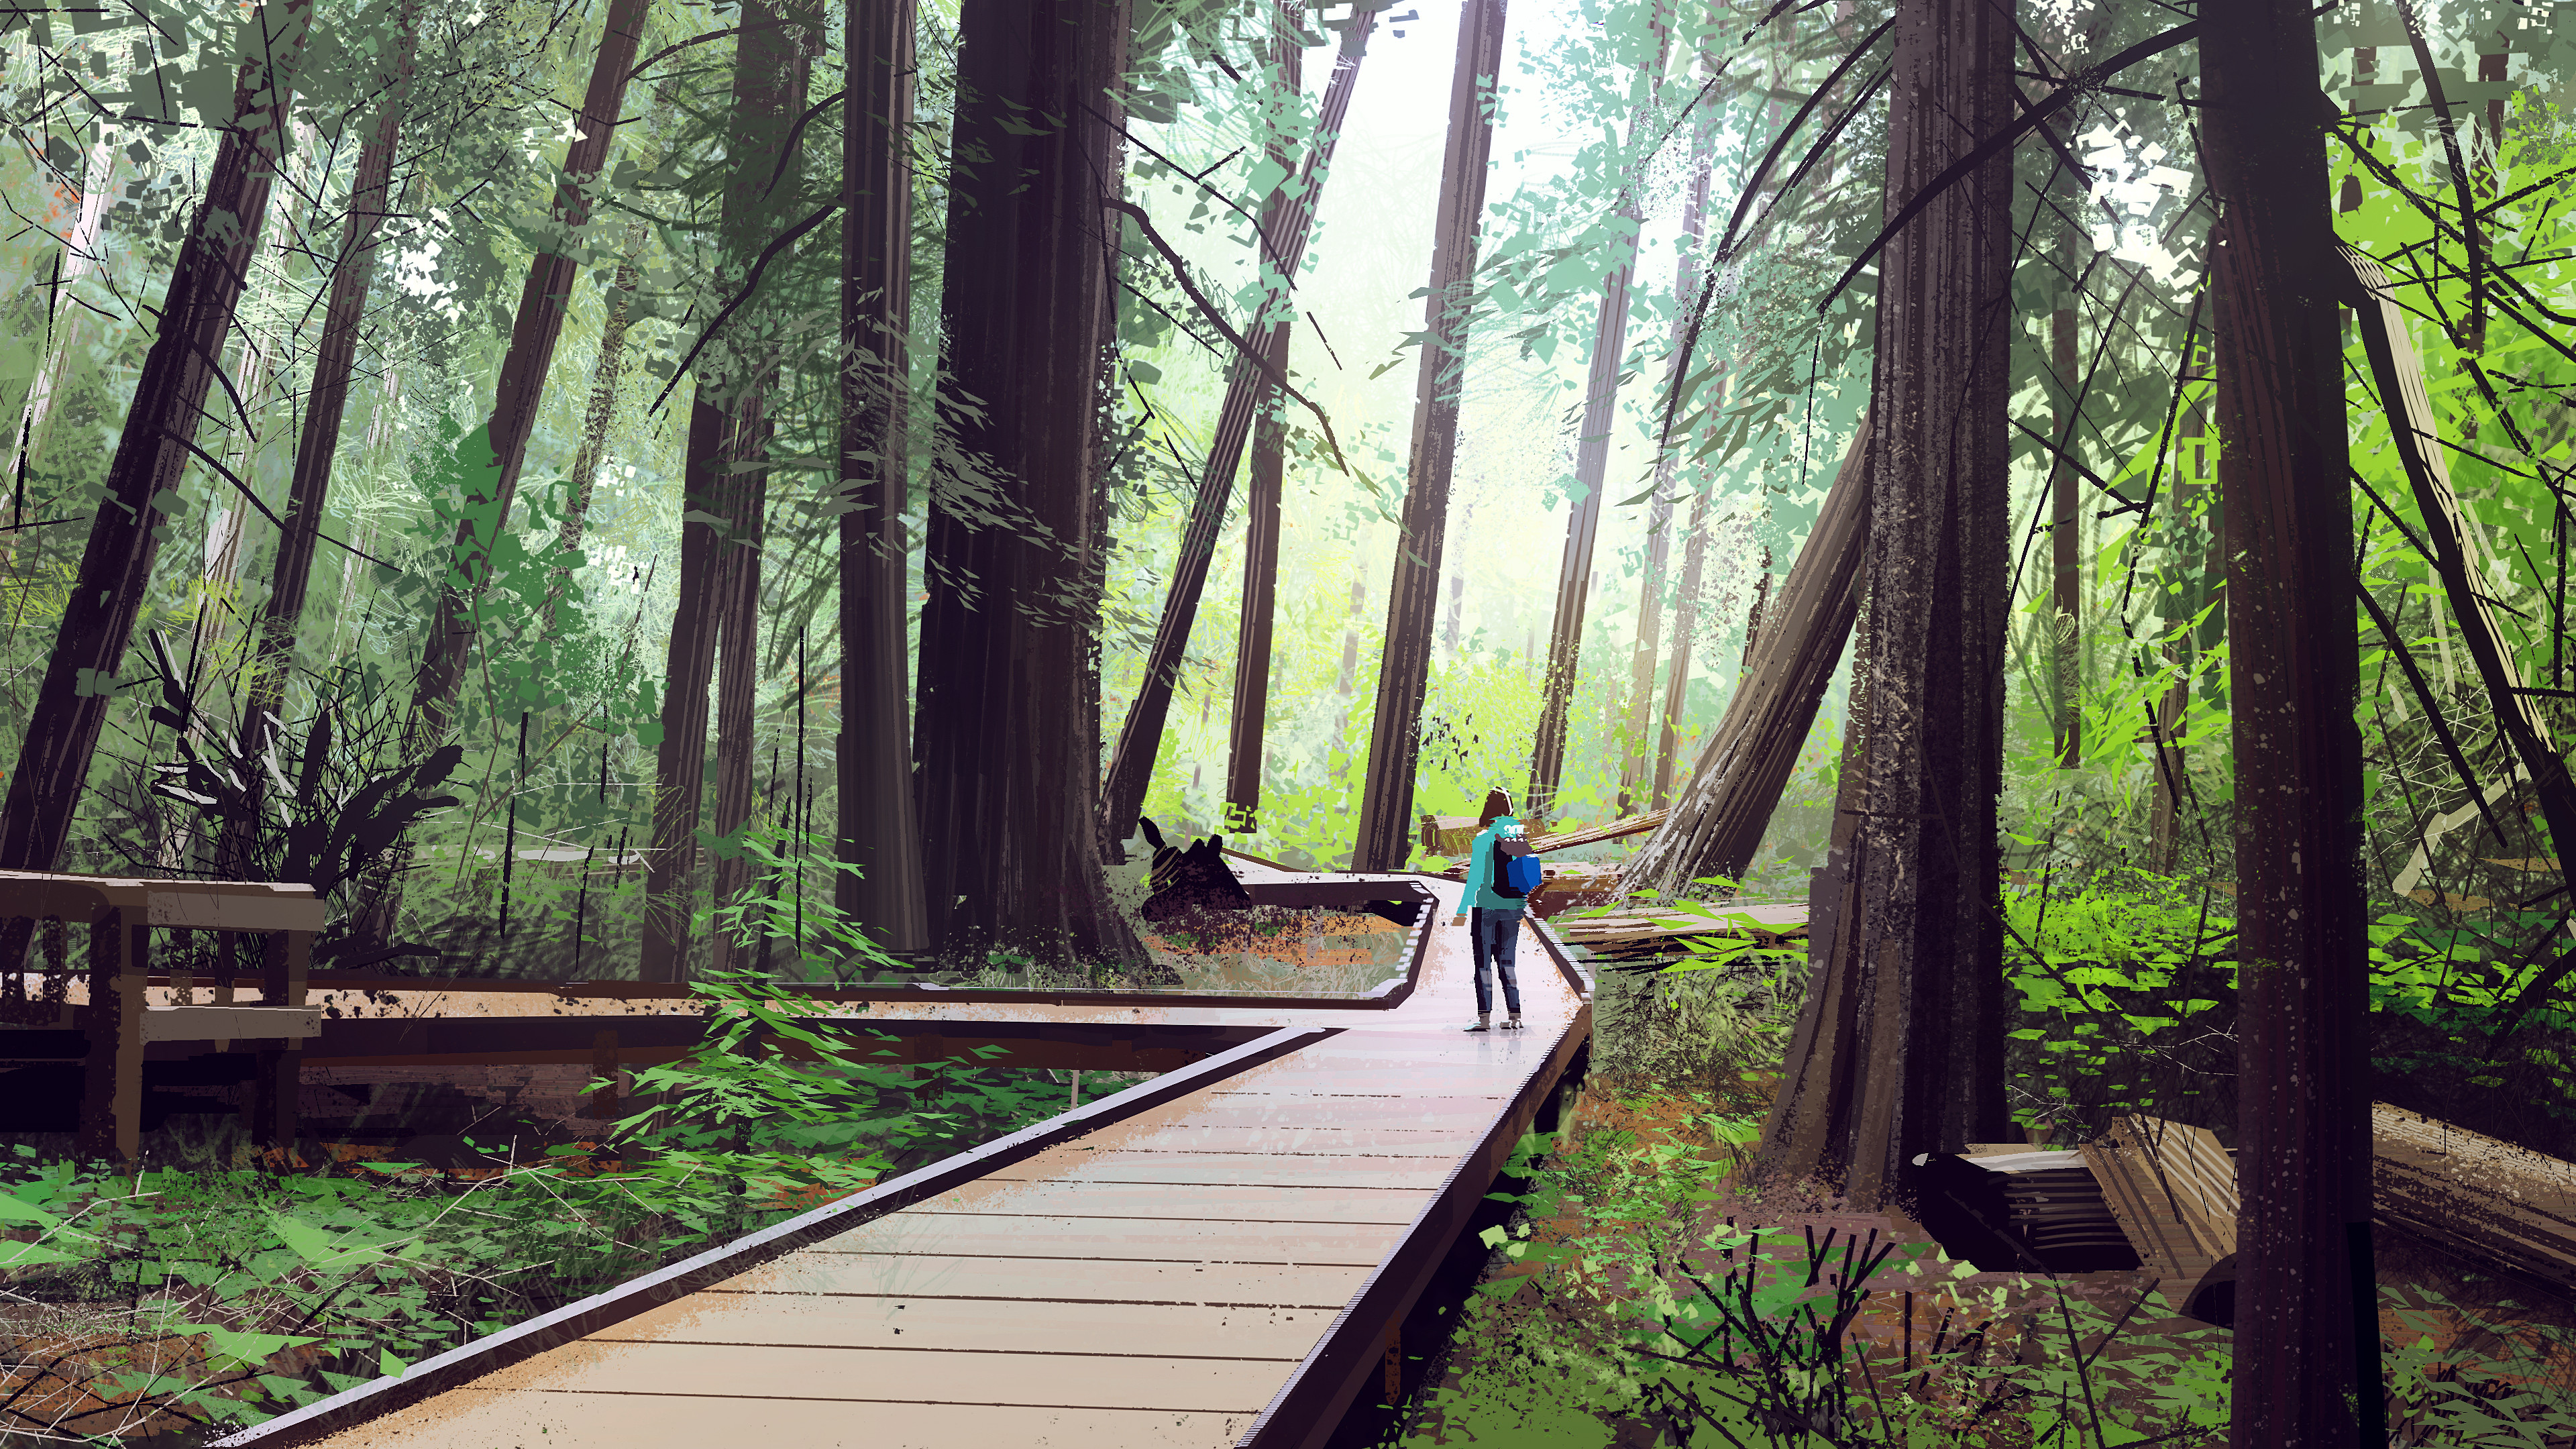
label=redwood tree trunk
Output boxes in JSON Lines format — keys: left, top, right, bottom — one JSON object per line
{"left": 408, "top": 0, "right": 653, "bottom": 745}
{"left": 1650, "top": 486, "right": 1713, "bottom": 810}
{"left": 1225, "top": 311, "right": 1292, "bottom": 833}
{"left": 0, "top": 1, "right": 311, "bottom": 923}
{"left": 1527, "top": 215, "right": 1640, "bottom": 828}
{"left": 914, "top": 0, "right": 1142, "bottom": 969}
{"left": 2207, "top": 5, "right": 2377, "bottom": 1440}
{"left": 839, "top": 0, "right": 928, "bottom": 959}
{"left": 1349, "top": 0, "right": 1511, "bottom": 873}
{"left": 1755, "top": 0, "right": 2012, "bottom": 1210}
{"left": 1097, "top": 12, "right": 1374, "bottom": 852}
{"left": 1223, "top": 11, "right": 1309, "bottom": 838}
{"left": 642, "top": 0, "right": 819, "bottom": 983}
{"left": 542, "top": 225, "right": 649, "bottom": 636}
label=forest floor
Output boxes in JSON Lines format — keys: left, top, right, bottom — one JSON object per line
{"left": 1391, "top": 1074, "right": 2576, "bottom": 1448}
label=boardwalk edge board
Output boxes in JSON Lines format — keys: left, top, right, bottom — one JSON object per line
{"left": 1234, "top": 1004, "right": 1593, "bottom": 1449}
{"left": 205, "top": 1024, "right": 1344, "bottom": 1447}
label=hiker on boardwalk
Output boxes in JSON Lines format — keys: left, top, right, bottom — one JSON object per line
{"left": 1450, "top": 788, "right": 1527, "bottom": 1032}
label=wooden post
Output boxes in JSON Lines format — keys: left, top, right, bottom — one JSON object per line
{"left": 78, "top": 909, "right": 146, "bottom": 1167}
{"left": 250, "top": 922, "right": 312, "bottom": 1151}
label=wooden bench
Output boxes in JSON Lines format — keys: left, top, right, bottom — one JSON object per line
{"left": 0, "top": 871, "right": 324, "bottom": 1165}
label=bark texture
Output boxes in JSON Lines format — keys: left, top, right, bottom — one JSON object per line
{"left": 913, "top": 0, "right": 1143, "bottom": 969}
{"left": 0, "top": 1, "right": 311, "bottom": 920}
{"left": 642, "top": 0, "right": 819, "bottom": 982}
{"left": 1757, "top": 0, "right": 2012, "bottom": 1210}
{"left": 1097, "top": 12, "right": 1372, "bottom": 850}
{"left": 2206, "top": 1, "right": 2376, "bottom": 1436}
{"left": 1348, "top": 0, "right": 1511, "bottom": 872}
{"left": 839, "top": 0, "right": 928, "bottom": 958}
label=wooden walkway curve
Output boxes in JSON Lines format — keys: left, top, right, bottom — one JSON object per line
{"left": 212, "top": 875, "right": 1589, "bottom": 1448}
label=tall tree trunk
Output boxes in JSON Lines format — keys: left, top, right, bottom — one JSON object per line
{"left": 641, "top": 0, "right": 820, "bottom": 983}
{"left": 1617, "top": 125, "right": 1715, "bottom": 816}
{"left": 839, "top": 0, "right": 928, "bottom": 959}
{"left": 2048, "top": 301, "right": 2081, "bottom": 767}
{"left": 914, "top": 0, "right": 1142, "bottom": 969}
{"left": 1097, "top": 11, "right": 1375, "bottom": 851}
{"left": 226, "top": 5, "right": 417, "bottom": 880}
{"left": 1526, "top": 221, "right": 1640, "bottom": 829}
{"left": 707, "top": 1, "right": 821, "bottom": 979}
{"left": 1222, "top": 8, "right": 1310, "bottom": 838}
{"left": 0, "top": 0, "right": 311, "bottom": 923}
{"left": 541, "top": 223, "right": 649, "bottom": 637}
{"left": 2148, "top": 346, "right": 2211, "bottom": 874}
{"left": 1650, "top": 486, "right": 1713, "bottom": 810}
{"left": 2210, "top": 0, "right": 2377, "bottom": 1434}
{"left": 1225, "top": 314, "right": 1292, "bottom": 833}
{"left": 407, "top": 0, "right": 653, "bottom": 745}
{"left": 1348, "top": 0, "right": 1511, "bottom": 872}
{"left": 1754, "top": 0, "right": 2012, "bottom": 1211}
{"left": 1629, "top": 425, "right": 1866, "bottom": 897}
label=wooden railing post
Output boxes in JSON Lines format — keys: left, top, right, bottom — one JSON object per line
{"left": 250, "top": 922, "right": 313, "bottom": 1152}
{"left": 78, "top": 908, "right": 148, "bottom": 1167}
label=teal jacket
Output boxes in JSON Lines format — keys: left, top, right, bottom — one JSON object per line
{"left": 1461, "top": 816, "right": 1530, "bottom": 914}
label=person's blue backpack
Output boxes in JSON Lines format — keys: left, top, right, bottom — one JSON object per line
{"left": 1491, "top": 835, "right": 1544, "bottom": 900}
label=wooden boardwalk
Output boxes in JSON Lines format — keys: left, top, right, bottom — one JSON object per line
{"left": 214, "top": 877, "right": 1589, "bottom": 1448}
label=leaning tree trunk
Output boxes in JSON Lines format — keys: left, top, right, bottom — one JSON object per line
{"left": 541, "top": 223, "right": 649, "bottom": 637}
{"left": 1629, "top": 422, "right": 1868, "bottom": 900}
{"left": 1224, "top": 8, "right": 1311, "bottom": 837}
{"left": 2148, "top": 345, "right": 2212, "bottom": 874}
{"left": 913, "top": 0, "right": 1144, "bottom": 969}
{"left": 407, "top": 0, "right": 652, "bottom": 743}
{"left": 1348, "top": 0, "right": 1513, "bottom": 873}
{"left": 1755, "top": 0, "right": 2012, "bottom": 1211}
{"left": 2206, "top": 4, "right": 2377, "bottom": 1442}
{"left": 0, "top": 0, "right": 311, "bottom": 937}
{"left": 1096, "top": 10, "right": 1376, "bottom": 855}
{"left": 838, "top": 0, "right": 929, "bottom": 959}
{"left": 1650, "top": 485, "right": 1714, "bottom": 810}
{"left": 641, "top": 0, "right": 820, "bottom": 983}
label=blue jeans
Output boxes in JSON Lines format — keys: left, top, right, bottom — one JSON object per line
{"left": 1470, "top": 908, "right": 1523, "bottom": 1016}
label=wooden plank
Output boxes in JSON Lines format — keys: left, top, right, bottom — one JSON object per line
{"left": 2078, "top": 1116, "right": 2233, "bottom": 1289}
{"left": 820, "top": 1214, "right": 1405, "bottom": 1265}
{"left": 308, "top": 1389, "right": 1254, "bottom": 1448}
{"left": 1526, "top": 809, "right": 1667, "bottom": 854}
{"left": 453, "top": 1338, "right": 1291, "bottom": 1412}
{"left": 914, "top": 1181, "right": 1428, "bottom": 1225}
{"left": 589, "top": 1288, "right": 1332, "bottom": 1360}
{"left": 732, "top": 1251, "right": 1371, "bottom": 1308}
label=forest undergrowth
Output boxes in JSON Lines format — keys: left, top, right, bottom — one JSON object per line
{"left": 1384, "top": 873, "right": 2576, "bottom": 1448}
{"left": 0, "top": 968, "right": 1081, "bottom": 1444}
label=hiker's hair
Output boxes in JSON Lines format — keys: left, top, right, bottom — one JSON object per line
{"left": 1477, "top": 789, "right": 1513, "bottom": 831}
